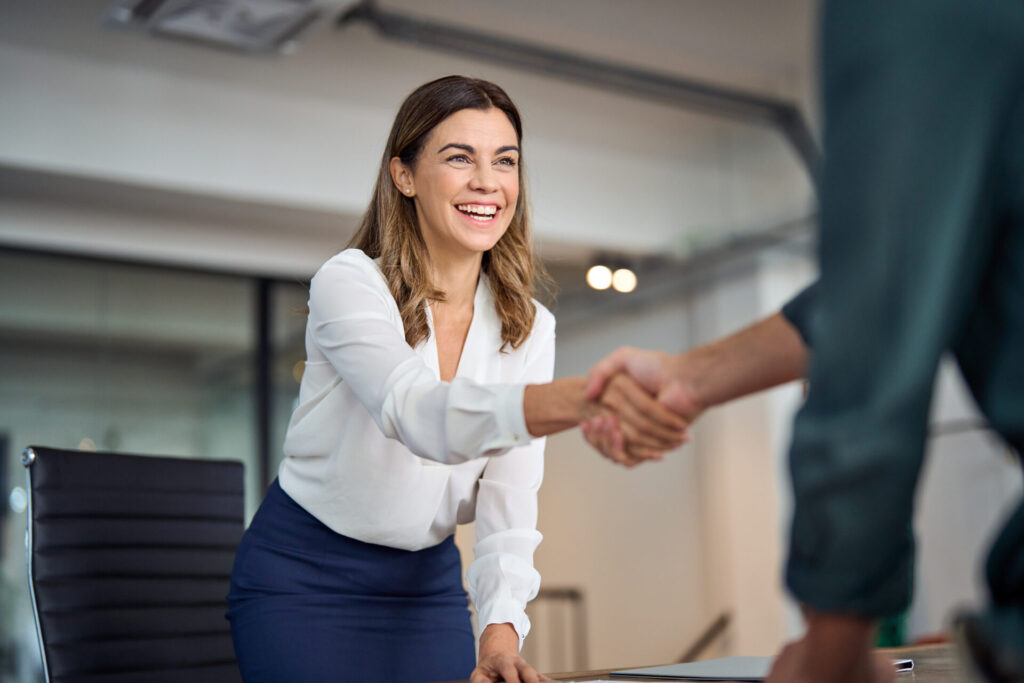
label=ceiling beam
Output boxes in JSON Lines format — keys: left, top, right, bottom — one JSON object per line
{"left": 337, "top": 0, "right": 821, "bottom": 182}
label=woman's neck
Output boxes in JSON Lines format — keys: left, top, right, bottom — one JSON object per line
{"left": 429, "top": 251, "right": 482, "bottom": 311}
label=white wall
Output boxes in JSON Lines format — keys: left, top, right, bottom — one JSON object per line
{"left": 535, "top": 295, "right": 705, "bottom": 669}
{"left": 689, "top": 267, "right": 789, "bottom": 657}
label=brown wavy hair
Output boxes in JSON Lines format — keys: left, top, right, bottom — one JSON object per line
{"left": 348, "top": 75, "right": 549, "bottom": 351}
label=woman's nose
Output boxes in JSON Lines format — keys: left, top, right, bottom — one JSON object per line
{"left": 469, "top": 165, "right": 499, "bottom": 192}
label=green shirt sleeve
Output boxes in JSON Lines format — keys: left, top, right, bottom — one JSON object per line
{"left": 785, "top": 0, "right": 1020, "bottom": 617}
{"left": 780, "top": 282, "right": 818, "bottom": 349}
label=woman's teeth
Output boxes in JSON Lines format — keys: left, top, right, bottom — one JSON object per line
{"left": 456, "top": 204, "right": 497, "bottom": 219}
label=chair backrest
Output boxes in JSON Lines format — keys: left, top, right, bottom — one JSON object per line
{"left": 22, "top": 445, "right": 245, "bottom": 683}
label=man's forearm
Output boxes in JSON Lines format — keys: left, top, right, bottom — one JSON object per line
{"left": 684, "top": 312, "right": 808, "bottom": 409}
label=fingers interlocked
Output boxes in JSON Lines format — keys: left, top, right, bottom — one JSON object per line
{"left": 581, "top": 372, "right": 689, "bottom": 467}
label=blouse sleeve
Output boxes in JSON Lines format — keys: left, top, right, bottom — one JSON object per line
{"left": 465, "top": 307, "right": 554, "bottom": 649}
{"left": 307, "top": 250, "right": 531, "bottom": 464}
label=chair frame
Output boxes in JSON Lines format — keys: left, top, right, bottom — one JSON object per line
{"left": 22, "top": 446, "right": 52, "bottom": 683}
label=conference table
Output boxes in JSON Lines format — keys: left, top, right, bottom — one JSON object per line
{"left": 438, "top": 644, "right": 964, "bottom": 682}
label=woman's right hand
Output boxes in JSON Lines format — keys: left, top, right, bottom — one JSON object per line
{"left": 581, "top": 372, "right": 690, "bottom": 467}
{"left": 523, "top": 374, "right": 688, "bottom": 466}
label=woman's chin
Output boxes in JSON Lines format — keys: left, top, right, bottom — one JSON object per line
{"left": 455, "top": 233, "right": 506, "bottom": 256}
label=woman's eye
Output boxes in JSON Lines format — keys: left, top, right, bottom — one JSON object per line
{"left": 496, "top": 157, "right": 518, "bottom": 167}
{"left": 447, "top": 154, "right": 471, "bottom": 163}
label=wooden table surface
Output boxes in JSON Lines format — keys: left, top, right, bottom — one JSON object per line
{"left": 437, "top": 644, "right": 969, "bottom": 682}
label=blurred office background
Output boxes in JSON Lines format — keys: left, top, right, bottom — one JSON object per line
{"left": 1, "top": 1, "right": 1021, "bottom": 680}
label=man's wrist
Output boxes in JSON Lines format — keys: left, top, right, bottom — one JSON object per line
{"left": 672, "top": 347, "right": 714, "bottom": 411}
{"left": 803, "top": 609, "right": 877, "bottom": 643}
{"left": 800, "top": 609, "right": 879, "bottom": 678}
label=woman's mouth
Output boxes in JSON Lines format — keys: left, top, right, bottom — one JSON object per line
{"left": 455, "top": 204, "right": 499, "bottom": 223}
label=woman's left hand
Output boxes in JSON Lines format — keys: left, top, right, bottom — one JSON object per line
{"left": 470, "top": 652, "right": 551, "bottom": 683}
{"left": 471, "top": 624, "right": 552, "bottom": 683}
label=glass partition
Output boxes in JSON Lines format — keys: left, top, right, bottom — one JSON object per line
{"left": 0, "top": 248, "right": 307, "bottom": 681}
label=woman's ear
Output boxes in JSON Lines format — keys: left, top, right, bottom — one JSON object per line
{"left": 389, "top": 157, "right": 415, "bottom": 198}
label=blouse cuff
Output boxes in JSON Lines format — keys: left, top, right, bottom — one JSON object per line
{"left": 477, "top": 600, "right": 532, "bottom": 650}
{"left": 466, "top": 531, "right": 542, "bottom": 651}
{"left": 495, "top": 382, "right": 530, "bottom": 447}
{"left": 439, "top": 381, "right": 532, "bottom": 462}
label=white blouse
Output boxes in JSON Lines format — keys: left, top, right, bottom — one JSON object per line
{"left": 278, "top": 248, "right": 554, "bottom": 645}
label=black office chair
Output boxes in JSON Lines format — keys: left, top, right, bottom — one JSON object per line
{"left": 21, "top": 445, "right": 245, "bottom": 683}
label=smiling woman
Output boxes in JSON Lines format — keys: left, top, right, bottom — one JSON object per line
{"left": 356, "top": 76, "right": 537, "bottom": 354}
{"left": 225, "top": 76, "right": 688, "bottom": 683}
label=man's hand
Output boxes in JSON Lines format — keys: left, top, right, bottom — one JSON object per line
{"left": 470, "top": 623, "right": 551, "bottom": 683}
{"left": 581, "top": 372, "right": 690, "bottom": 467}
{"left": 765, "top": 610, "right": 895, "bottom": 683}
{"left": 582, "top": 349, "right": 703, "bottom": 466}
{"left": 584, "top": 347, "right": 705, "bottom": 421}
{"left": 580, "top": 314, "right": 809, "bottom": 466}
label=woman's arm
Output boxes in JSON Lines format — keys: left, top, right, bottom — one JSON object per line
{"left": 308, "top": 250, "right": 685, "bottom": 466}
{"left": 307, "top": 251, "right": 541, "bottom": 464}
{"left": 525, "top": 376, "right": 689, "bottom": 459}
{"left": 468, "top": 311, "right": 551, "bottom": 683}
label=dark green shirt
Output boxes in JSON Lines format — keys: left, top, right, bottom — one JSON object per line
{"left": 779, "top": 0, "right": 1024, "bottom": 617}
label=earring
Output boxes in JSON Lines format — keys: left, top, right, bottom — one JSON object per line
{"left": 405, "top": 188, "right": 412, "bottom": 195}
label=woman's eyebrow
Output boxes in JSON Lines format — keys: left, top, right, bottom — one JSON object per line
{"left": 436, "top": 143, "right": 520, "bottom": 155}
{"left": 438, "top": 143, "right": 474, "bottom": 154}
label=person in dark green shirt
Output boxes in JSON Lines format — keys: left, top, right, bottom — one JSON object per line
{"left": 583, "top": 0, "right": 1024, "bottom": 680}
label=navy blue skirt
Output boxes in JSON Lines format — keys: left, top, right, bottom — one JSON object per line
{"left": 227, "top": 479, "right": 475, "bottom": 683}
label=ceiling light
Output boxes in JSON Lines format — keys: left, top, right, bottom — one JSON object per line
{"left": 612, "top": 268, "right": 637, "bottom": 293}
{"left": 586, "top": 265, "right": 612, "bottom": 290}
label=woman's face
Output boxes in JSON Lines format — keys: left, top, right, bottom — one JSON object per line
{"left": 394, "top": 107, "right": 520, "bottom": 261}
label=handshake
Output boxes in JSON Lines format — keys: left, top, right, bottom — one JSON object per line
{"left": 577, "top": 347, "right": 705, "bottom": 468}
{"left": 568, "top": 313, "right": 808, "bottom": 467}
{"left": 525, "top": 313, "right": 806, "bottom": 467}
